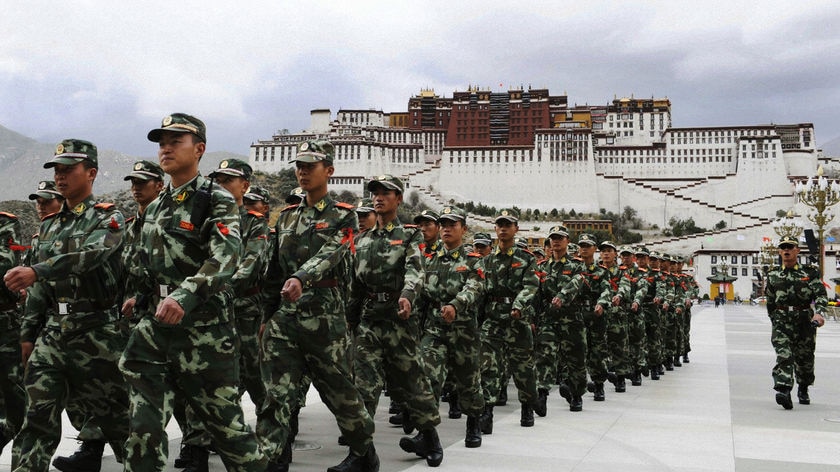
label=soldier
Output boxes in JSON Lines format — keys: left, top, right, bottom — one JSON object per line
{"left": 28, "top": 180, "right": 65, "bottom": 221}
{"left": 599, "top": 241, "right": 630, "bottom": 393}
{"left": 615, "top": 247, "right": 650, "bottom": 386}
{"left": 285, "top": 186, "right": 305, "bottom": 205}
{"left": 119, "top": 114, "right": 266, "bottom": 472}
{"left": 414, "top": 209, "right": 441, "bottom": 261}
{"left": 0, "top": 211, "right": 25, "bottom": 459}
{"left": 674, "top": 258, "right": 698, "bottom": 364}
{"left": 647, "top": 251, "right": 668, "bottom": 378}
{"left": 245, "top": 185, "right": 271, "bottom": 215}
{"left": 764, "top": 235, "right": 826, "bottom": 409}
{"left": 4, "top": 139, "right": 130, "bottom": 472}
{"left": 478, "top": 209, "right": 539, "bottom": 432}
{"left": 355, "top": 198, "right": 376, "bottom": 233}
{"left": 535, "top": 225, "right": 586, "bottom": 412}
{"left": 258, "top": 139, "right": 377, "bottom": 472}
{"left": 472, "top": 232, "right": 493, "bottom": 257}
{"left": 659, "top": 255, "right": 679, "bottom": 371}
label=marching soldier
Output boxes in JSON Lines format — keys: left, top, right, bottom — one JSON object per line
{"left": 0, "top": 211, "right": 25, "bottom": 460}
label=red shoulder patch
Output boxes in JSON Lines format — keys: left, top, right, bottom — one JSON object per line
{"left": 335, "top": 202, "right": 355, "bottom": 210}
{"left": 281, "top": 204, "right": 299, "bottom": 212}
{"left": 247, "top": 210, "right": 266, "bottom": 218}
{"left": 0, "top": 211, "right": 17, "bottom": 219}
{"left": 94, "top": 202, "right": 115, "bottom": 210}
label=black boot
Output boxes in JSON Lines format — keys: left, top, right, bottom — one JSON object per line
{"left": 182, "top": 446, "right": 209, "bottom": 472}
{"left": 673, "top": 355, "right": 682, "bottom": 367}
{"left": 798, "top": 385, "right": 810, "bottom": 405}
{"left": 570, "top": 396, "right": 583, "bottom": 412}
{"left": 650, "top": 365, "right": 660, "bottom": 380}
{"left": 389, "top": 401, "right": 401, "bottom": 414}
{"left": 682, "top": 353, "right": 690, "bottom": 363}
{"left": 775, "top": 387, "right": 793, "bottom": 410}
{"left": 665, "top": 360, "right": 674, "bottom": 371}
{"left": 328, "top": 444, "right": 380, "bottom": 472}
{"left": 534, "top": 388, "right": 548, "bottom": 417}
{"left": 422, "top": 428, "right": 444, "bottom": 467}
{"left": 479, "top": 405, "right": 493, "bottom": 435}
{"left": 558, "top": 382, "right": 572, "bottom": 404}
{"left": 174, "top": 443, "right": 195, "bottom": 468}
{"left": 389, "top": 410, "right": 404, "bottom": 426}
{"left": 593, "top": 382, "right": 605, "bottom": 401}
{"left": 496, "top": 387, "right": 508, "bottom": 406}
{"left": 399, "top": 431, "right": 426, "bottom": 457}
{"left": 448, "top": 392, "right": 462, "bottom": 419}
{"left": 520, "top": 403, "right": 534, "bottom": 427}
{"left": 52, "top": 440, "right": 105, "bottom": 472}
{"left": 465, "top": 415, "right": 482, "bottom": 448}
{"left": 614, "top": 376, "right": 626, "bottom": 393}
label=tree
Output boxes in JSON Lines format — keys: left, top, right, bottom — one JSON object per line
{"left": 714, "top": 220, "right": 727, "bottom": 230}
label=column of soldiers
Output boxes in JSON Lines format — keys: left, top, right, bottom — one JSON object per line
{"left": 0, "top": 128, "right": 704, "bottom": 472}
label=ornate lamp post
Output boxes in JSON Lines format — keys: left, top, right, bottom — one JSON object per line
{"left": 795, "top": 165, "right": 840, "bottom": 278}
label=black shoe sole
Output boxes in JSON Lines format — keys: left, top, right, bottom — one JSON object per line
{"left": 775, "top": 392, "right": 794, "bottom": 410}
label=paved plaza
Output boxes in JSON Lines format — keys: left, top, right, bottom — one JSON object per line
{"left": 3, "top": 302, "right": 839, "bottom": 471}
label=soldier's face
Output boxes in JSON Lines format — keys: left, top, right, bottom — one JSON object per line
{"left": 620, "top": 253, "right": 635, "bottom": 266}
{"left": 418, "top": 220, "right": 439, "bottom": 242}
{"left": 244, "top": 199, "right": 269, "bottom": 215}
{"left": 130, "top": 178, "right": 163, "bottom": 208}
{"left": 495, "top": 220, "right": 517, "bottom": 243}
{"left": 53, "top": 162, "right": 95, "bottom": 203}
{"left": 649, "top": 258, "right": 660, "bottom": 269}
{"left": 35, "top": 196, "right": 63, "bottom": 220}
{"left": 578, "top": 243, "right": 596, "bottom": 260}
{"left": 215, "top": 175, "right": 249, "bottom": 201}
{"left": 356, "top": 211, "right": 376, "bottom": 232}
{"left": 439, "top": 219, "right": 465, "bottom": 248}
{"left": 549, "top": 234, "right": 568, "bottom": 253}
{"left": 157, "top": 131, "right": 203, "bottom": 177}
{"left": 295, "top": 161, "right": 333, "bottom": 193}
{"left": 474, "top": 243, "right": 491, "bottom": 256}
{"left": 370, "top": 188, "right": 401, "bottom": 215}
{"left": 636, "top": 255, "right": 649, "bottom": 268}
{"left": 600, "top": 248, "right": 616, "bottom": 265}
{"left": 778, "top": 244, "right": 799, "bottom": 266}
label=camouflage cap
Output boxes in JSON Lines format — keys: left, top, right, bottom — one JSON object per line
{"left": 413, "top": 209, "right": 440, "bottom": 223}
{"left": 28, "top": 180, "right": 64, "bottom": 200}
{"left": 209, "top": 158, "right": 252, "bottom": 180}
{"left": 147, "top": 113, "right": 206, "bottom": 143}
{"left": 547, "top": 225, "right": 569, "bottom": 238}
{"left": 648, "top": 251, "right": 661, "bottom": 260}
{"left": 124, "top": 160, "right": 164, "bottom": 181}
{"left": 534, "top": 248, "right": 546, "bottom": 259}
{"left": 618, "top": 246, "right": 634, "bottom": 255}
{"left": 438, "top": 205, "right": 467, "bottom": 223}
{"left": 244, "top": 185, "right": 271, "bottom": 202}
{"left": 368, "top": 174, "right": 404, "bottom": 194}
{"left": 599, "top": 240, "right": 618, "bottom": 251}
{"left": 355, "top": 198, "right": 374, "bottom": 213}
{"left": 778, "top": 235, "right": 799, "bottom": 248}
{"left": 473, "top": 232, "right": 492, "bottom": 246}
{"left": 284, "top": 187, "right": 306, "bottom": 204}
{"left": 44, "top": 139, "right": 98, "bottom": 169}
{"left": 494, "top": 208, "right": 519, "bottom": 224}
{"left": 634, "top": 246, "right": 650, "bottom": 256}
{"left": 515, "top": 237, "right": 528, "bottom": 249}
{"left": 578, "top": 233, "right": 597, "bottom": 246}
{"left": 292, "top": 140, "right": 334, "bottom": 164}
{"left": 568, "top": 242, "right": 580, "bottom": 253}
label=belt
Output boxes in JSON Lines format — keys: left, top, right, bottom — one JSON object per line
{"left": 490, "top": 296, "right": 515, "bottom": 304}
{"left": 55, "top": 299, "right": 113, "bottom": 315}
{"left": 776, "top": 305, "right": 811, "bottom": 312}
{"left": 367, "top": 291, "right": 401, "bottom": 302}
{"left": 310, "top": 279, "right": 338, "bottom": 289}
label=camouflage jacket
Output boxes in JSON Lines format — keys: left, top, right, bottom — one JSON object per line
{"left": 121, "top": 213, "right": 152, "bottom": 317}
{"left": 420, "top": 243, "right": 485, "bottom": 325}
{"left": 617, "top": 264, "right": 650, "bottom": 307}
{"left": 133, "top": 175, "right": 240, "bottom": 324}
{"left": 347, "top": 217, "right": 423, "bottom": 322}
{"left": 263, "top": 195, "right": 358, "bottom": 322}
{"left": 653, "top": 270, "right": 675, "bottom": 307}
{"left": 765, "top": 263, "right": 827, "bottom": 316}
{"left": 0, "top": 212, "right": 23, "bottom": 311}
{"left": 537, "top": 252, "right": 585, "bottom": 319}
{"left": 557, "top": 260, "right": 611, "bottom": 312}
{"left": 480, "top": 244, "right": 539, "bottom": 320}
{"left": 231, "top": 208, "right": 270, "bottom": 298}
{"left": 21, "top": 196, "right": 124, "bottom": 341}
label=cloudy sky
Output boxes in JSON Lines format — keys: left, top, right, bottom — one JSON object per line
{"left": 2, "top": 0, "right": 839, "bottom": 157}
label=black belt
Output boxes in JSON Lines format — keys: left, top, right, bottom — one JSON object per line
{"left": 367, "top": 291, "right": 401, "bottom": 302}
{"left": 776, "top": 305, "right": 811, "bottom": 312}
{"left": 55, "top": 299, "right": 113, "bottom": 315}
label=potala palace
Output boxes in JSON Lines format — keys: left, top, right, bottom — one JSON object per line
{"left": 248, "top": 87, "right": 840, "bottom": 299}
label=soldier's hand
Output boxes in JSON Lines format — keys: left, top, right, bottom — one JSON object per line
{"left": 551, "top": 297, "right": 563, "bottom": 308}
{"left": 4, "top": 266, "right": 36, "bottom": 293}
{"left": 511, "top": 308, "right": 522, "bottom": 319}
{"left": 594, "top": 304, "right": 604, "bottom": 316}
{"left": 281, "top": 278, "right": 303, "bottom": 302}
{"left": 441, "top": 305, "right": 456, "bottom": 324}
{"left": 631, "top": 301, "right": 640, "bottom": 312}
{"left": 398, "top": 297, "right": 412, "bottom": 320}
{"left": 612, "top": 295, "right": 622, "bottom": 306}
{"left": 813, "top": 313, "right": 826, "bottom": 327}
{"left": 20, "top": 341, "right": 34, "bottom": 366}
{"left": 155, "top": 297, "right": 185, "bottom": 325}
{"left": 654, "top": 296, "right": 662, "bottom": 305}
{"left": 663, "top": 303, "right": 669, "bottom": 311}
{"left": 121, "top": 297, "right": 136, "bottom": 318}
{"left": 676, "top": 307, "right": 683, "bottom": 315}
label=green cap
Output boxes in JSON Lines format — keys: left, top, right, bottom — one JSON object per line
{"left": 495, "top": 208, "right": 519, "bottom": 223}
{"left": 147, "top": 113, "right": 206, "bottom": 143}
{"left": 534, "top": 248, "right": 546, "bottom": 258}
{"left": 473, "top": 232, "right": 492, "bottom": 246}
{"left": 649, "top": 251, "right": 660, "bottom": 260}
{"left": 355, "top": 198, "right": 374, "bottom": 213}
{"left": 599, "top": 240, "right": 618, "bottom": 251}
{"left": 568, "top": 242, "right": 579, "bottom": 253}
{"left": 548, "top": 225, "right": 569, "bottom": 238}
{"left": 292, "top": 140, "right": 334, "bottom": 163}
{"left": 413, "top": 209, "right": 440, "bottom": 223}
{"left": 284, "top": 187, "right": 305, "bottom": 204}
{"left": 45, "top": 139, "right": 98, "bottom": 169}
{"left": 438, "top": 206, "right": 466, "bottom": 223}
{"left": 28, "top": 180, "right": 64, "bottom": 200}
{"left": 778, "top": 235, "right": 799, "bottom": 248}
{"left": 578, "top": 233, "right": 597, "bottom": 246}
{"left": 124, "top": 160, "right": 164, "bottom": 181}
{"left": 244, "top": 185, "right": 271, "bottom": 202}
{"left": 368, "top": 174, "right": 404, "bottom": 194}
{"left": 618, "top": 246, "right": 633, "bottom": 255}
{"left": 515, "top": 237, "right": 528, "bottom": 249}
{"left": 635, "top": 246, "right": 650, "bottom": 256}
{"left": 209, "top": 158, "right": 252, "bottom": 180}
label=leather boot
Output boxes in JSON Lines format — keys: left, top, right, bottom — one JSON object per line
{"left": 448, "top": 391, "right": 462, "bottom": 419}
{"left": 650, "top": 365, "right": 660, "bottom": 380}
{"left": 665, "top": 360, "right": 674, "bottom": 371}
{"left": 495, "top": 387, "right": 508, "bottom": 406}
{"left": 682, "top": 353, "right": 690, "bottom": 363}
{"left": 614, "top": 376, "right": 626, "bottom": 393}
{"left": 535, "top": 388, "right": 548, "bottom": 417}
{"left": 630, "top": 371, "right": 642, "bottom": 386}
{"left": 673, "top": 355, "right": 682, "bottom": 367}
{"left": 775, "top": 387, "right": 793, "bottom": 410}
{"left": 558, "top": 382, "right": 572, "bottom": 404}
{"left": 389, "top": 401, "right": 401, "bottom": 414}
{"left": 797, "top": 385, "right": 810, "bottom": 405}
{"left": 182, "top": 446, "right": 209, "bottom": 472}
{"left": 465, "top": 415, "right": 482, "bottom": 448}
{"left": 593, "top": 382, "right": 605, "bottom": 401}
{"left": 570, "top": 396, "right": 583, "bottom": 412}
{"left": 479, "top": 405, "right": 493, "bottom": 435}
{"left": 327, "top": 444, "right": 380, "bottom": 472}
{"left": 174, "top": 443, "right": 195, "bottom": 468}
{"left": 399, "top": 431, "right": 426, "bottom": 457}
{"left": 52, "top": 440, "right": 105, "bottom": 472}
{"left": 520, "top": 403, "right": 535, "bottom": 427}
{"left": 422, "top": 428, "right": 444, "bottom": 467}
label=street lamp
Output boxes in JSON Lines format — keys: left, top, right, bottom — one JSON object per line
{"left": 795, "top": 165, "right": 840, "bottom": 278}
{"left": 772, "top": 210, "right": 804, "bottom": 241}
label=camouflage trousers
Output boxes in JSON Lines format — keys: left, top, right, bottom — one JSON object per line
{"left": 420, "top": 317, "right": 485, "bottom": 417}
{"left": 0, "top": 311, "right": 25, "bottom": 455}
{"left": 682, "top": 308, "right": 692, "bottom": 355}
{"left": 583, "top": 309, "right": 609, "bottom": 383}
{"left": 535, "top": 309, "right": 587, "bottom": 396}
{"left": 235, "top": 296, "right": 267, "bottom": 413}
{"left": 354, "top": 314, "right": 441, "bottom": 430}
{"left": 258, "top": 310, "right": 373, "bottom": 459}
{"left": 626, "top": 309, "right": 647, "bottom": 372}
{"left": 605, "top": 307, "right": 631, "bottom": 376}
{"left": 120, "top": 317, "right": 266, "bottom": 472}
{"left": 662, "top": 309, "right": 681, "bottom": 359}
{"left": 480, "top": 316, "right": 538, "bottom": 405}
{"left": 15, "top": 320, "right": 129, "bottom": 472}
{"left": 643, "top": 304, "right": 663, "bottom": 368}
{"left": 769, "top": 309, "right": 817, "bottom": 389}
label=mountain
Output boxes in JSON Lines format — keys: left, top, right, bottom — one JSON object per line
{"left": 822, "top": 134, "right": 840, "bottom": 157}
{"left": 0, "top": 124, "right": 248, "bottom": 201}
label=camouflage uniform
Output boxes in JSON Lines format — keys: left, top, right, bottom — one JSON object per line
{"left": 120, "top": 114, "right": 265, "bottom": 472}
{"left": 0, "top": 212, "right": 25, "bottom": 454}
{"left": 659, "top": 262, "right": 680, "bottom": 369}
{"left": 258, "top": 154, "right": 374, "bottom": 465}
{"left": 14, "top": 177, "right": 130, "bottom": 472}
{"left": 616, "top": 258, "right": 650, "bottom": 381}
{"left": 602, "top": 259, "right": 631, "bottom": 385}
